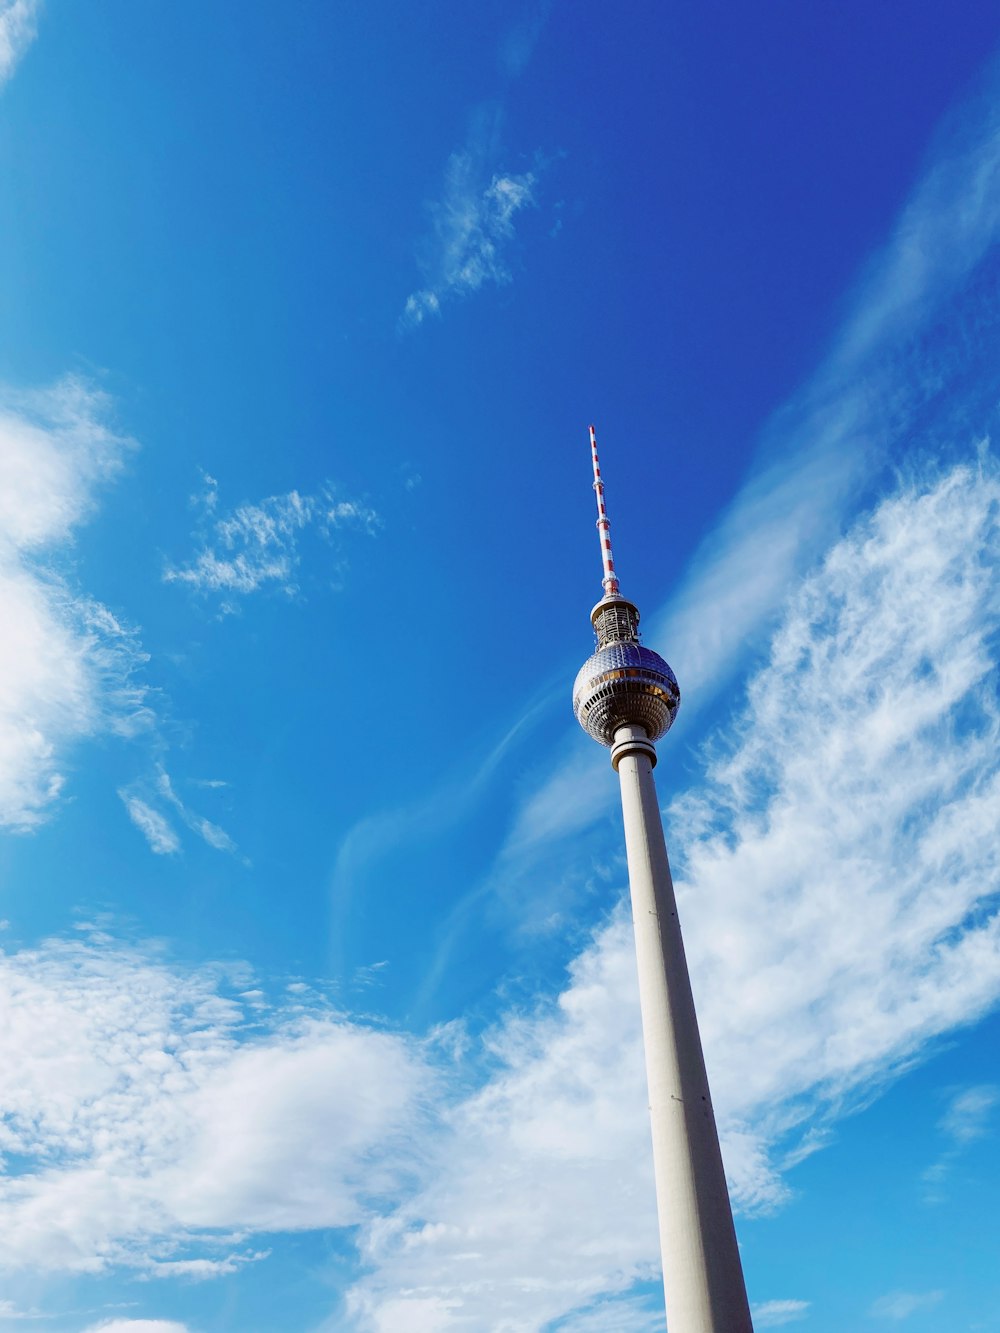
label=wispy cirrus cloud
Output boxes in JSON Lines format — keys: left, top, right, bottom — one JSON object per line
{"left": 118, "top": 793, "right": 181, "bottom": 856}
{"left": 922, "top": 1083, "right": 998, "bottom": 1201}
{"left": 543, "top": 1296, "right": 663, "bottom": 1333}
{"left": 164, "top": 473, "right": 379, "bottom": 610}
{"left": 0, "top": 1299, "right": 45, "bottom": 1322}
{"left": 82, "top": 1322, "right": 193, "bottom": 1333}
{"left": 869, "top": 1290, "right": 944, "bottom": 1321}
{"left": 118, "top": 768, "right": 237, "bottom": 858}
{"left": 399, "top": 108, "right": 539, "bottom": 331}
{"left": 0, "top": 377, "right": 150, "bottom": 830}
{"left": 156, "top": 768, "right": 236, "bottom": 854}
{"left": 751, "top": 1300, "right": 810, "bottom": 1328}
{"left": 0, "top": 0, "right": 39, "bottom": 88}
{"left": 939, "top": 1085, "right": 999, "bottom": 1143}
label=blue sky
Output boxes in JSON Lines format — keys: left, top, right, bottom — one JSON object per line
{"left": 2, "top": 2, "right": 1000, "bottom": 1330}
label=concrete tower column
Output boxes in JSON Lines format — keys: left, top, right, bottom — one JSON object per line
{"left": 611, "top": 725, "right": 753, "bottom": 1333}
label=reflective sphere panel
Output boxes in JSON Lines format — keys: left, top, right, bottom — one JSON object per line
{"left": 573, "top": 641, "right": 680, "bottom": 746}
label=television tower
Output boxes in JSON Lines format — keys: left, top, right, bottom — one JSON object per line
{"left": 573, "top": 426, "right": 753, "bottom": 1332}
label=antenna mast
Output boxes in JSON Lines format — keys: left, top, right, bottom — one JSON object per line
{"left": 589, "top": 424, "right": 621, "bottom": 598}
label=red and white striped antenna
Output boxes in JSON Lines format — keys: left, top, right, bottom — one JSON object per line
{"left": 589, "top": 424, "right": 621, "bottom": 598}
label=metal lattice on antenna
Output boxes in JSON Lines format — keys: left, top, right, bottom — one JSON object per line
{"left": 589, "top": 424, "right": 621, "bottom": 598}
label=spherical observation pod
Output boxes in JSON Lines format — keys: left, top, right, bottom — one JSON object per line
{"left": 573, "top": 640, "right": 680, "bottom": 747}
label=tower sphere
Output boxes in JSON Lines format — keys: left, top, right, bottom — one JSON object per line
{"left": 573, "top": 598, "right": 680, "bottom": 747}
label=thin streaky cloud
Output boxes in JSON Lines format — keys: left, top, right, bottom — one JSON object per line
{"left": 832, "top": 56, "right": 1000, "bottom": 374}
{"left": 0, "top": 1298, "right": 46, "bottom": 1321}
{"left": 922, "top": 1083, "right": 998, "bottom": 1201}
{"left": 157, "top": 768, "right": 237, "bottom": 855}
{"left": 118, "top": 793, "right": 180, "bottom": 856}
{"left": 751, "top": 1299, "right": 810, "bottom": 1327}
{"left": 939, "top": 1084, "right": 999, "bottom": 1144}
{"left": 141, "top": 1253, "right": 266, "bottom": 1279}
{"left": 118, "top": 769, "right": 237, "bottom": 858}
{"left": 82, "top": 1322, "right": 193, "bottom": 1333}
{"left": 545, "top": 1296, "right": 663, "bottom": 1332}
{"left": 117, "top": 773, "right": 238, "bottom": 853}
{"left": 328, "top": 680, "right": 558, "bottom": 984}
{"left": 869, "top": 1289, "right": 945, "bottom": 1321}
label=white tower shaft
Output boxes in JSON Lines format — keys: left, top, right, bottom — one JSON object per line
{"left": 612, "top": 724, "right": 753, "bottom": 1332}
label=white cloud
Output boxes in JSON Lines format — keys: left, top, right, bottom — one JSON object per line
{"left": 0, "top": 378, "right": 149, "bottom": 830}
{"left": 667, "top": 458, "right": 1000, "bottom": 1136}
{"left": 546, "top": 1297, "right": 662, "bottom": 1333}
{"left": 164, "top": 481, "right": 378, "bottom": 607}
{"left": 118, "top": 769, "right": 237, "bottom": 859}
{"left": 834, "top": 68, "right": 1000, "bottom": 373}
{"left": 156, "top": 769, "right": 236, "bottom": 855}
{"left": 141, "top": 1254, "right": 263, "bottom": 1279}
{"left": 0, "top": 0, "right": 38, "bottom": 88}
{"left": 752, "top": 1299, "right": 810, "bottom": 1327}
{"left": 0, "top": 1299, "right": 45, "bottom": 1321}
{"left": 166, "top": 489, "right": 312, "bottom": 596}
{"left": 400, "top": 109, "right": 538, "bottom": 330}
{"left": 922, "top": 1083, "right": 998, "bottom": 1200}
{"left": 869, "top": 1290, "right": 944, "bottom": 1321}
{"left": 502, "top": 741, "right": 606, "bottom": 857}
{"left": 82, "top": 1323, "right": 193, "bottom": 1333}
{"left": 0, "top": 933, "right": 431, "bottom": 1275}
{"left": 346, "top": 458, "right": 1000, "bottom": 1329}
{"left": 118, "top": 793, "right": 181, "bottom": 856}
{"left": 0, "top": 386, "right": 257, "bottom": 847}
{"left": 938, "top": 1084, "right": 998, "bottom": 1144}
